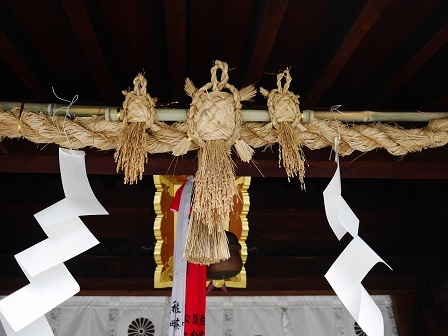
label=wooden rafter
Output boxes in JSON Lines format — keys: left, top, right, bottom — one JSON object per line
{"left": 427, "top": 92, "right": 448, "bottom": 111}
{"left": 338, "top": 0, "right": 439, "bottom": 102}
{"left": 164, "top": 0, "right": 187, "bottom": 102}
{"left": 0, "top": 31, "right": 48, "bottom": 99}
{"left": 304, "top": 0, "right": 390, "bottom": 108}
{"left": 371, "top": 24, "right": 448, "bottom": 107}
{"left": 241, "top": 0, "right": 289, "bottom": 86}
{"left": 60, "top": 0, "right": 116, "bottom": 103}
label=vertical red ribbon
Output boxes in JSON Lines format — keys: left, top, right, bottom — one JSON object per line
{"left": 184, "top": 263, "right": 206, "bottom": 336}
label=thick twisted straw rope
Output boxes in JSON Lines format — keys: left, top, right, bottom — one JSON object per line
{"left": 1, "top": 108, "right": 448, "bottom": 157}
{"left": 2, "top": 108, "right": 448, "bottom": 156}
{"left": 0, "top": 109, "right": 122, "bottom": 149}
{"left": 243, "top": 118, "right": 448, "bottom": 156}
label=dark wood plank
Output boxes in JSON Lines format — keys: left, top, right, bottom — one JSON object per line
{"left": 1, "top": 153, "right": 448, "bottom": 179}
{"left": 60, "top": 0, "right": 116, "bottom": 103}
{"left": 371, "top": 24, "right": 448, "bottom": 107}
{"left": 422, "top": 302, "right": 448, "bottom": 336}
{"left": 0, "top": 255, "right": 440, "bottom": 280}
{"left": 393, "top": 294, "right": 427, "bottom": 336}
{"left": 0, "top": 31, "right": 47, "bottom": 99}
{"left": 241, "top": 0, "right": 289, "bottom": 86}
{"left": 0, "top": 141, "right": 9, "bottom": 154}
{"left": 164, "top": 0, "right": 187, "bottom": 102}
{"left": 304, "top": 0, "right": 390, "bottom": 108}
{"left": 0, "top": 255, "right": 440, "bottom": 295}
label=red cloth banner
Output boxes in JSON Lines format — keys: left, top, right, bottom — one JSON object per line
{"left": 184, "top": 262, "right": 206, "bottom": 336}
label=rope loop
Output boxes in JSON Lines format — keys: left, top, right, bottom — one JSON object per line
{"left": 276, "top": 69, "right": 292, "bottom": 93}
{"left": 132, "top": 74, "right": 148, "bottom": 96}
{"left": 210, "top": 60, "right": 230, "bottom": 92}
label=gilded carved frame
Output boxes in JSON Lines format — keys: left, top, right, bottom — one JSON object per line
{"left": 153, "top": 175, "right": 250, "bottom": 288}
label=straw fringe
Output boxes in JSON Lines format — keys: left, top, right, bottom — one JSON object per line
{"left": 185, "top": 78, "right": 197, "bottom": 97}
{"left": 278, "top": 122, "right": 306, "bottom": 187}
{"left": 234, "top": 138, "right": 254, "bottom": 162}
{"left": 183, "top": 139, "right": 237, "bottom": 264}
{"left": 239, "top": 85, "right": 257, "bottom": 102}
{"left": 183, "top": 212, "right": 230, "bottom": 265}
{"left": 114, "top": 122, "right": 148, "bottom": 184}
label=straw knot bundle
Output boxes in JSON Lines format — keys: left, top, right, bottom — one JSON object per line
{"left": 114, "top": 74, "right": 160, "bottom": 184}
{"left": 176, "top": 60, "right": 256, "bottom": 265}
{"left": 260, "top": 70, "right": 306, "bottom": 188}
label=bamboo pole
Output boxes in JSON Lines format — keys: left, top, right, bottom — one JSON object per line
{"left": 1, "top": 101, "right": 447, "bottom": 123}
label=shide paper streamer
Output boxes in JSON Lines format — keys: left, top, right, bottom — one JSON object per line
{"left": 0, "top": 148, "right": 108, "bottom": 336}
{"left": 323, "top": 139, "right": 392, "bottom": 336}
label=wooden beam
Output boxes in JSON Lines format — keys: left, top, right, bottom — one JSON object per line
{"left": 421, "top": 301, "right": 448, "bottom": 335}
{"left": 394, "top": 294, "right": 428, "bottom": 335}
{"left": 0, "top": 141, "right": 9, "bottom": 154}
{"left": 60, "top": 0, "right": 116, "bottom": 103}
{"left": 304, "top": 0, "right": 390, "bottom": 108}
{"left": 240, "top": 0, "right": 289, "bottom": 86}
{"left": 371, "top": 24, "right": 448, "bottom": 107}
{"left": 0, "top": 31, "right": 48, "bottom": 99}
{"left": 164, "top": 0, "right": 187, "bottom": 102}
{"left": 1, "top": 153, "right": 448, "bottom": 179}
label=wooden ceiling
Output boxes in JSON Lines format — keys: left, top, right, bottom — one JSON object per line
{"left": 1, "top": 0, "right": 448, "bottom": 110}
{"left": 1, "top": 2, "right": 448, "bottom": 330}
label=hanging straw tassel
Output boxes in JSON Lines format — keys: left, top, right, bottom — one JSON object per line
{"left": 177, "top": 61, "right": 256, "bottom": 265}
{"left": 184, "top": 212, "right": 230, "bottom": 265}
{"left": 184, "top": 140, "right": 235, "bottom": 264}
{"left": 278, "top": 121, "right": 306, "bottom": 187}
{"left": 114, "top": 74, "right": 160, "bottom": 184}
{"left": 261, "top": 69, "right": 306, "bottom": 188}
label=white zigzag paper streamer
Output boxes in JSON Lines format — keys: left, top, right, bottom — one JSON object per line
{"left": 323, "top": 139, "right": 392, "bottom": 336}
{"left": 0, "top": 148, "right": 108, "bottom": 335}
